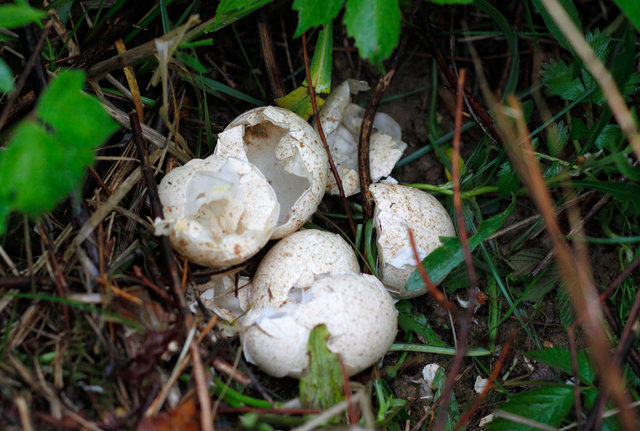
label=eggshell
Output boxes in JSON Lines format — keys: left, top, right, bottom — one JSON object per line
{"left": 214, "top": 106, "right": 328, "bottom": 238}
{"left": 199, "top": 273, "right": 251, "bottom": 321}
{"left": 241, "top": 273, "right": 397, "bottom": 378}
{"left": 250, "top": 229, "right": 360, "bottom": 309}
{"left": 155, "top": 155, "right": 279, "bottom": 268}
{"left": 370, "top": 183, "right": 455, "bottom": 298}
{"left": 316, "top": 88, "right": 407, "bottom": 196}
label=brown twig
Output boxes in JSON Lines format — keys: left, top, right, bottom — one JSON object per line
{"left": 258, "top": 9, "right": 285, "bottom": 99}
{"left": 435, "top": 69, "right": 476, "bottom": 431}
{"left": 337, "top": 356, "right": 358, "bottom": 425}
{"left": 408, "top": 229, "right": 455, "bottom": 312}
{"left": 453, "top": 330, "right": 515, "bottom": 430}
{"left": 357, "top": 39, "right": 406, "bottom": 219}
{"left": 301, "top": 32, "right": 356, "bottom": 238}
{"left": 568, "top": 327, "right": 584, "bottom": 431}
{"left": 129, "top": 112, "right": 213, "bottom": 431}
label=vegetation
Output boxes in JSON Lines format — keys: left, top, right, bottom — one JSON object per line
{"left": 1, "top": 0, "right": 640, "bottom": 429}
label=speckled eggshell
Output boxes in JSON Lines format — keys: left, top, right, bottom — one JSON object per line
{"left": 214, "top": 106, "right": 328, "bottom": 239}
{"left": 241, "top": 273, "right": 397, "bottom": 378}
{"left": 155, "top": 155, "right": 279, "bottom": 268}
{"left": 370, "top": 183, "right": 456, "bottom": 298}
{"left": 250, "top": 229, "right": 360, "bottom": 309}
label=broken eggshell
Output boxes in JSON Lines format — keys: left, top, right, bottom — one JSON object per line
{"left": 315, "top": 80, "right": 407, "bottom": 196}
{"left": 155, "top": 155, "right": 279, "bottom": 268}
{"left": 240, "top": 273, "right": 398, "bottom": 378}
{"left": 198, "top": 273, "right": 251, "bottom": 322}
{"left": 250, "top": 229, "right": 360, "bottom": 309}
{"left": 214, "top": 106, "right": 328, "bottom": 239}
{"left": 370, "top": 183, "right": 456, "bottom": 298}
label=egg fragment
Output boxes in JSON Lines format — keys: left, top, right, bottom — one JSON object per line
{"left": 250, "top": 229, "right": 360, "bottom": 309}
{"left": 315, "top": 80, "right": 407, "bottom": 196}
{"left": 214, "top": 106, "right": 328, "bottom": 239}
{"left": 240, "top": 273, "right": 398, "bottom": 378}
{"left": 370, "top": 183, "right": 456, "bottom": 298}
{"left": 155, "top": 155, "right": 279, "bottom": 268}
{"left": 199, "top": 273, "right": 251, "bottom": 322}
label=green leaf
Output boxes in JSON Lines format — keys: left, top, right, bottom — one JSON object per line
{"left": 567, "top": 180, "right": 640, "bottom": 212}
{"left": 0, "top": 58, "right": 14, "bottom": 92}
{"left": 275, "top": 24, "right": 332, "bottom": 119}
{"left": 546, "top": 121, "right": 569, "bottom": 156}
{"left": 497, "top": 161, "right": 520, "bottom": 197}
{"left": 431, "top": 366, "right": 460, "bottom": 431}
{"left": 0, "top": 4, "right": 46, "bottom": 28}
{"left": 542, "top": 59, "right": 587, "bottom": 101}
{"left": 274, "top": 86, "right": 324, "bottom": 120}
{"left": 344, "top": 0, "right": 401, "bottom": 70}
{"left": 306, "top": 23, "right": 333, "bottom": 94}
{"left": 595, "top": 124, "right": 623, "bottom": 151}
{"left": 556, "top": 286, "right": 575, "bottom": 329}
{"left": 527, "top": 347, "right": 595, "bottom": 384}
{"left": 0, "top": 70, "right": 118, "bottom": 233}
{"left": 211, "top": 0, "right": 274, "bottom": 31}
{"left": 397, "top": 309, "right": 447, "bottom": 347}
{"left": 531, "top": 0, "right": 582, "bottom": 51}
{"left": 292, "top": 0, "right": 345, "bottom": 37}
{"left": 299, "top": 324, "right": 345, "bottom": 409}
{"left": 615, "top": 0, "right": 640, "bottom": 32}
{"left": 405, "top": 197, "right": 515, "bottom": 291}
{"left": 488, "top": 385, "right": 574, "bottom": 431}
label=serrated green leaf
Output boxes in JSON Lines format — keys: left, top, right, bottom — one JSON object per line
{"left": 497, "top": 161, "right": 520, "bottom": 197}
{"left": 299, "top": 324, "right": 345, "bottom": 409}
{"left": 210, "top": 0, "right": 274, "bottom": 31}
{"left": 0, "top": 70, "right": 118, "bottom": 233}
{"left": 0, "top": 5, "right": 46, "bottom": 28}
{"left": 292, "top": 0, "right": 345, "bottom": 37}
{"left": 546, "top": 121, "right": 568, "bottom": 156}
{"left": 488, "top": 385, "right": 574, "bottom": 431}
{"left": 0, "top": 58, "right": 14, "bottom": 92}
{"left": 556, "top": 286, "right": 575, "bottom": 329}
{"left": 531, "top": 0, "right": 582, "bottom": 51}
{"left": 344, "top": 0, "right": 401, "bottom": 70}
{"left": 615, "top": 0, "right": 640, "bottom": 32}
{"left": 542, "top": 60, "right": 587, "bottom": 100}
{"left": 527, "top": 347, "right": 595, "bottom": 384}
{"left": 405, "top": 197, "right": 515, "bottom": 291}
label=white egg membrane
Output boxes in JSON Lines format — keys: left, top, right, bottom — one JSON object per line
{"left": 242, "top": 121, "right": 310, "bottom": 226}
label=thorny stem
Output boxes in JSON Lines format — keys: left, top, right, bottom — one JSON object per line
{"left": 129, "top": 113, "right": 213, "bottom": 431}
{"left": 301, "top": 32, "right": 357, "bottom": 238}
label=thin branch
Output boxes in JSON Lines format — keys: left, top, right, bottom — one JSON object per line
{"left": 301, "top": 32, "right": 356, "bottom": 238}
{"left": 435, "top": 69, "right": 476, "bottom": 431}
